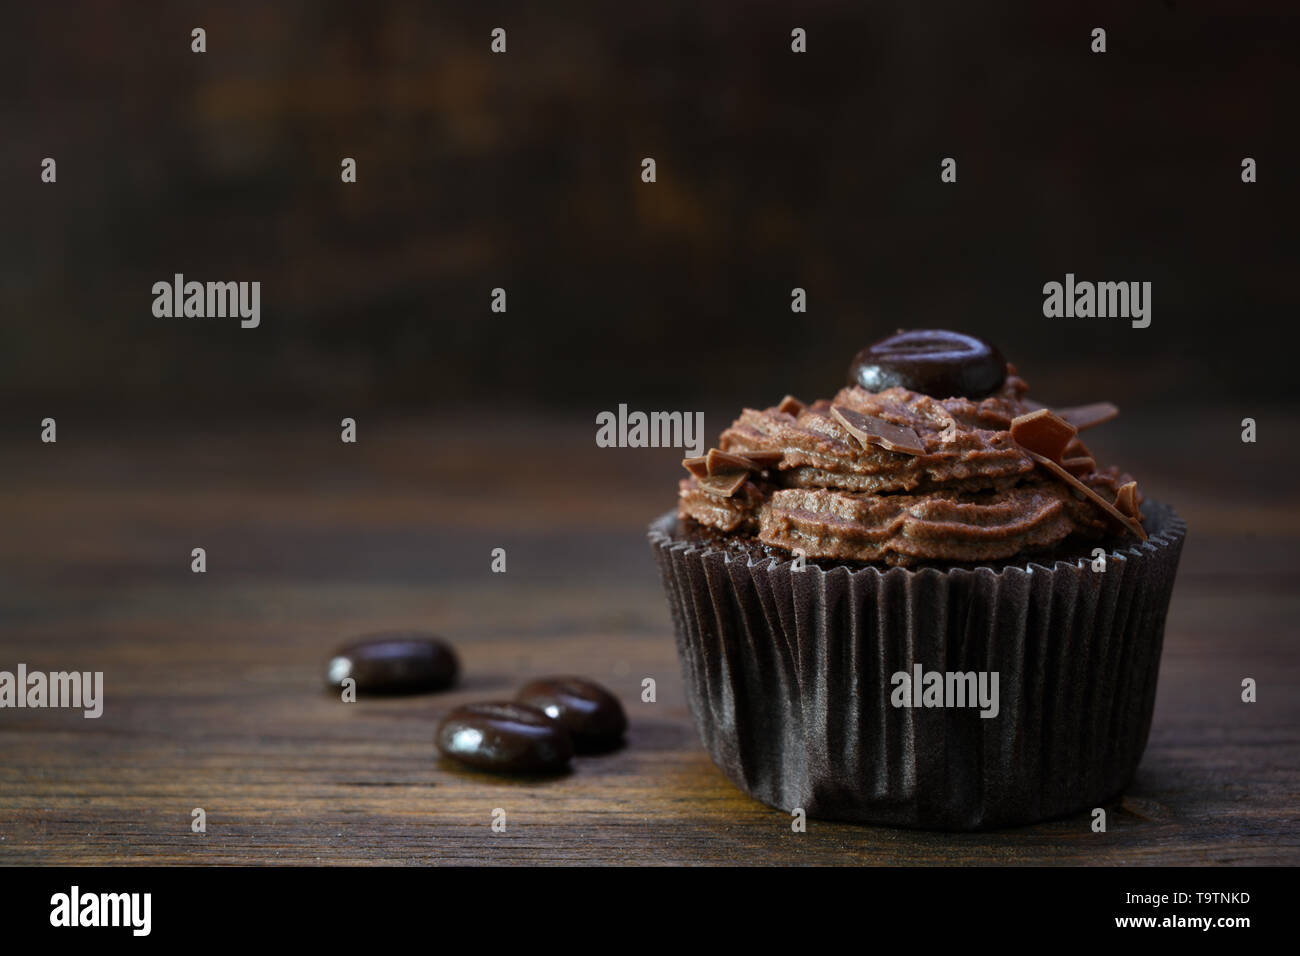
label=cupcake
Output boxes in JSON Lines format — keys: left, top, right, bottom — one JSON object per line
{"left": 648, "top": 330, "right": 1185, "bottom": 830}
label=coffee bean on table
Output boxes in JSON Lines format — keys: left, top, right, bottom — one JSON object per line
{"left": 516, "top": 677, "right": 627, "bottom": 753}
{"left": 326, "top": 631, "right": 458, "bottom": 694}
{"left": 436, "top": 703, "right": 574, "bottom": 774}
{"left": 849, "top": 329, "right": 1007, "bottom": 399}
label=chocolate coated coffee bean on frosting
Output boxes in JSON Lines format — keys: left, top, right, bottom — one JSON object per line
{"left": 516, "top": 677, "right": 627, "bottom": 752}
{"left": 849, "top": 329, "right": 1006, "bottom": 399}
{"left": 436, "top": 702, "right": 574, "bottom": 773}
{"left": 326, "top": 631, "right": 459, "bottom": 694}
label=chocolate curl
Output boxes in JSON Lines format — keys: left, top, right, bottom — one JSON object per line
{"left": 1012, "top": 409, "right": 1146, "bottom": 541}
{"left": 1062, "top": 456, "right": 1096, "bottom": 478}
{"left": 683, "top": 447, "right": 784, "bottom": 480}
{"left": 681, "top": 455, "right": 709, "bottom": 478}
{"left": 1058, "top": 402, "right": 1120, "bottom": 430}
{"left": 1022, "top": 400, "right": 1120, "bottom": 431}
{"left": 830, "top": 405, "right": 927, "bottom": 456}
{"left": 696, "top": 471, "right": 748, "bottom": 498}
{"left": 1115, "top": 481, "right": 1141, "bottom": 520}
{"left": 1010, "top": 408, "right": 1077, "bottom": 464}
{"left": 777, "top": 395, "right": 805, "bottom": 416}
{"left": 1026, "top": 452, "right": 1147, "bottom": 541}
{"left": 707, "top": 448, "right": 759, "bottom": 475}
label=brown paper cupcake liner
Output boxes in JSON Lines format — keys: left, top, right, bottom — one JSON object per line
{"left": 648, "top": 502, "right": 1185, "bottom": 830}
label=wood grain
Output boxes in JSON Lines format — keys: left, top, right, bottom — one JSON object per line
{"left": 0, "top": 413, "right": 1297, "bottom": 865}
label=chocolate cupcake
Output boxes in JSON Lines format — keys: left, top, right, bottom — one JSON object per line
{"left": 648, "top": 330, "right": 1185, "bottom": 830}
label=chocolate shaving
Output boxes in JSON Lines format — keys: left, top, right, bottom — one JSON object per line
{"left": 707, "top": 448, "right": 759, "bottom": 475}
{"left": 1011, "top": 409, "right": 1077, "bottom": 464}
{"left": 830, "top": 405, "right": 927, "bottom": 456}
{"left": 1023, "top": 400, "right": 1119, "bottom": 431}
{"left": 686, "top": 447, "right": 785, "bottom": 478}
{"left": 1057, "top": 402, "right": 1120, "bottom": 431}
{"left": 696, "top": 471, "right": 748, "bottom": 498}
{"left": 1062, "top": 456, "right": 1096, "bottom": 478}
{"left": 1115, "top": 481, "right": 1141, "bottom": 520}
{"left": 684, "top": 447, "right": 784, "bottom": 479}
{"left": 681, "top": 455, "right": 708, "bottom": 478}
{"left": 1026, "top": 451, "right": 1147, "bottom": 541}
{"left": 777, "top": 395, "right": 804, "bottom": 416}
{"left": 1016, "top": 410, "right": 1143, "bottom": 539}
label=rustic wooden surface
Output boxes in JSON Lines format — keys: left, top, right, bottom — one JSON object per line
{"left": 1, "top": 411, "right": 1297, "bottom": 865}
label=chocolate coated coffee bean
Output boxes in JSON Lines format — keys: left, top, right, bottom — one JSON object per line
{"left": 436, "top": 702, "right": 574, "bottom": 773}
{"left": 326, "top": 632, "right": 458, "bottom": 694}
{"left": 849, "top": 329, "right": 1006, "bottom": 399}
{"left": 516, "top": 677, "right": 627, "bottom": 752}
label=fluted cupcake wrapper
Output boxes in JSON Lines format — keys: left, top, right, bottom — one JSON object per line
{"left": 648, "top": 502, "right": 1186, "bottom": 830}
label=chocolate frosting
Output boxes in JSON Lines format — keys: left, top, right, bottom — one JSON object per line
{"left": 676, "top": 366, "right": 1140, "bottom": 566}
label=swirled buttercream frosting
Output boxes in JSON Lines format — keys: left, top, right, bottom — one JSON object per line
{"left": 676, "top": 355, "right": 1143, "bottom": 566}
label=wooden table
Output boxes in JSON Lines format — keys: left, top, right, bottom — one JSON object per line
{"left": 1, "top": 411, "right": 1297, "bottom": 864}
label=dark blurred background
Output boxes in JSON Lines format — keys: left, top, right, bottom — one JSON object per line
{"left": 3, "top": 3, "right": 1299, "bottom": 866}
{"left": 2, "top": 1, "right": 1298, "bottom": 420}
